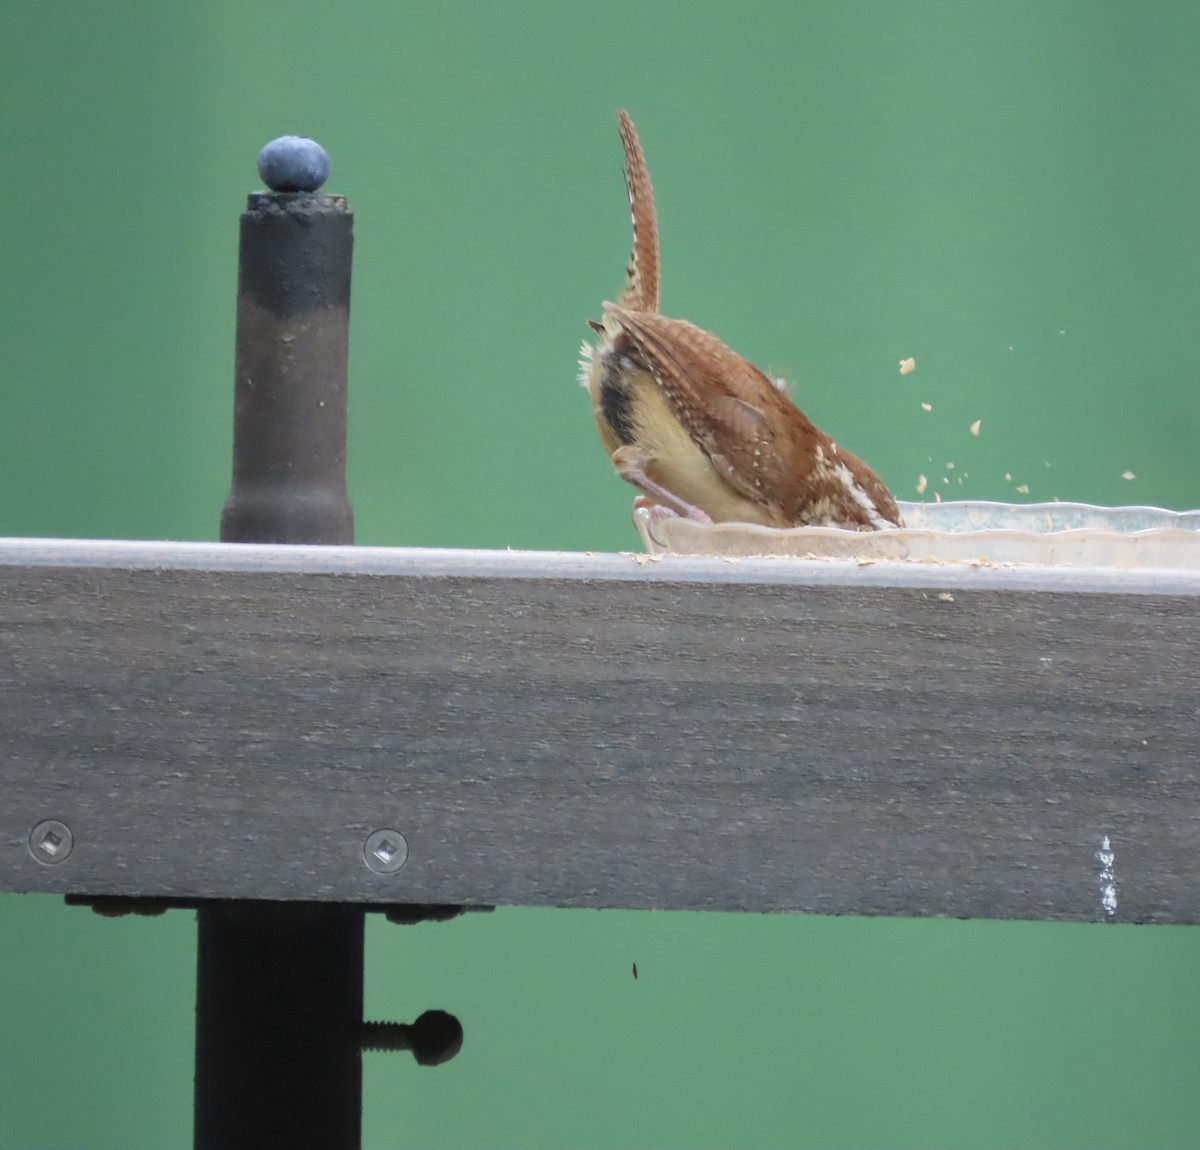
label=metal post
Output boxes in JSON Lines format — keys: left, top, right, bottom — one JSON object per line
{"left": 197, "top": 137, "right": 362, "bottom": 1148}
{"left": 220, "top": 147, "right": 354, "bottom": 545}
{"left": 194, "top": 904, "right": 365, "bottom": 1146}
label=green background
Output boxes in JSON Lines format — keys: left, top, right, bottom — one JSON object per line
{"left": 2, "top": 1, "right": 1199, "bottom": 1146}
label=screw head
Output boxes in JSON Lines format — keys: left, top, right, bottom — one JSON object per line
{"left": 363, "top": 829, "right": 408, "bottom": 875}
{"left": 29, "top": 820, "right": 74, "bottom": 865}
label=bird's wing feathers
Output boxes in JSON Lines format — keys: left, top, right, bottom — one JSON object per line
{"left": 604, "top": 303, "right": 818, "bottom": 511}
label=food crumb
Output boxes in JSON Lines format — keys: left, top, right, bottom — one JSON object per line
{"left": 1004, "top": 472, "right": 1013, "bottom": 482}
{"left": 920, "top": 402, "right": 932, "bottom": 412}
{"left": 945, "top": 461, "right": 956, "bottom": 470}
{"left": 937, "top": 592, "right": 955, "bottom": 602}
{"left": 1121, "top": 470, "right": 1136, "bottom": 480}
{"left": 915, "top": 473, "right": 928, "bottom": 494}
{"left": 969, "top": 420, "right": 981, "bottom": 436}
{"left": 1016, "top": 484, "right": 1030, "bottom": 494}
{"left": 899, "top": 357, "right": 916, "bottom": 375}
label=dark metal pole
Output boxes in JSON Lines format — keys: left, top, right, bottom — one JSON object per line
{"left": 195, "top": 905, "right": 365, "bottom": 1147}
{"left": 197, "top": 137, "right": 362, "bottom": 1149}
{"left": 220, "top": 147, "right": 354, "bottom": 544}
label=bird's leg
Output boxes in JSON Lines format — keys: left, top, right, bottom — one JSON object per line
{"left": 612, "top": 446, "right": 713, "bottom": 524}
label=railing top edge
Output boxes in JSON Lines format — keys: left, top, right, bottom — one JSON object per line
{"left": 3, "top": 535, "right": 1200, "bottom": 596}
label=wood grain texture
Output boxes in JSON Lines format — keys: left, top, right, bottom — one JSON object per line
{"left": 3, "top": 538, "right": 1199, "bottom": 922}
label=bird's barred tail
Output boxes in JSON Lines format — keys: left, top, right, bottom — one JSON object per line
{"left": 616, "top": 111, "right": 661, "bottom": 315}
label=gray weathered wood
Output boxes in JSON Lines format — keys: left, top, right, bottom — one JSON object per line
{"left": 2, "top": 537, "right": 1198, "bottom": 922}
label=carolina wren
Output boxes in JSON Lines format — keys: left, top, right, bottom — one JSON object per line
{"left": 579, "top": 111, "right": 902, "bottom": 530}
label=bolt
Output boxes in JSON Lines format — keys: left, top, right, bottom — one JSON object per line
{"left": 363, "top": 829, "right": 408, "bottom": 874}
{"left": 361, "top": 1010, "right": 463, "bottom": 1065}
{"left": 29, "top": 820, "right": 73, "bottom": 865}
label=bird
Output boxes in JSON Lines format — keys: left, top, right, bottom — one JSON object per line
{"left": 579, "top": 111, "right": 902, "bottom": 531}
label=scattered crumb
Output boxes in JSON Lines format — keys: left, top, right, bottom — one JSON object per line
{"left": 1044, "top": 461, "right": 1052, "bottom": 468}
{"left": 1121, "top": 470, "right": 1136, "bottom": 480}
{"left": 956, "top": 476, "right": 963, "bottom": 485}
{"left": 934, "top": 491, "right": 942, "bottom": 503}
{"left": 1044, "top": 513, "right": 1054, "bottom": 529}
{"left": 942, "top": 476, "right": 950, "bottom": 484}
{"left": 915, "top": 473, "right": 928, "bottom": 494}
{"left": 945, "top": 461, "right": 956, "bottom": 470}
{"left": 1004, "top": 472, "right": 1012, "bottom": 482}
{"left": 856, "top": 557, "right": 875, "bottom": 567}
{"left": 1058, "top": 329, "right": 1066, "bottom": 335}
{"left": 937, "top": 592, "right": 955, "bottom": 603}
{"left": 631, "top": 553, "right": 663, "bottom": 565}
{"left": 1016, "top": 484, "right": 1030, "bottom": 494}
{"left": 920, "top": 402, "right": 932, "bottom": 412}
{"left": 969, "top": 420, "right": 981, "bottom": 436}
{"left": 899, "top": 357, "right": 916, "bottom": 375}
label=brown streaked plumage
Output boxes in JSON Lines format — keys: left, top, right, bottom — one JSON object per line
{"left": 579, "top": 110, "right": 902, "bottom": 531}
{"left": 615, "top": 110, "right": 659, "bottom": 314}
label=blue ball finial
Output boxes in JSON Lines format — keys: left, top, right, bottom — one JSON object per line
{"left": 257, "top": 136, "right": 331, "bottom": 193}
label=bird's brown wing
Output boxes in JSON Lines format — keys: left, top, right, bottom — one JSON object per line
{"left": 604, "top": 303, "right": 821, "bottom": 513}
